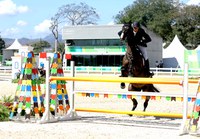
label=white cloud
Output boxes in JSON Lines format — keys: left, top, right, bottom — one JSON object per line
{"left": 0, "top": 0, "right": 28, "bottom": 15}
{"left": 187, "top": 0, "right": 200, "bottom": 5}
{"left": 17, "top": 20, "right": 27, "bottom": 26}
{"left": 2, "top": 27, "right": 20, "bottom": 37}
{"left": 34, "top": 19, "right": 51, "bottom": 33}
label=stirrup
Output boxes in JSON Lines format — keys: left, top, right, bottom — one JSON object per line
{"left": 148, "top": 72, "right": 154, "bottom": 77}
{"left": 128, "top": 73, "right": 133, "bottom": 77}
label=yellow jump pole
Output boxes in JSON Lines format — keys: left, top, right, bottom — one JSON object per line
{"left": 50, "top": 76, "right": 198, "bottom": 85}
{"left": 48, "top": 62, "right": 198, "bottom": 128}
{"left": 76, "top": 108, "right": 191, "bottom": 119}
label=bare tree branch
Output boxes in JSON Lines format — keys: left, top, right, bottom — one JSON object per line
{"left": 50, "top": 2, "right": 99, "bottom": 54}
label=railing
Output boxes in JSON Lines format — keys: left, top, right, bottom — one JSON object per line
{"left": 62, "top": 66, "right": 200, "bottom": 77}
{"left": 1, "top": 66, "right": 199, "bottom": 77}
{"left": 0, "top": 66, "right": 12, "bottom": 73}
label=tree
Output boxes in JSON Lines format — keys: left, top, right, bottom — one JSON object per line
{"left": 50, "top": 2, "right": 99, "bottom": 55}
{"left": 52, "top": 42, "right": 65, "bottom": 54}
{"left": 115, "top": 0, "right": 178, "bottom": 41}
{"left": 57, "top": 2, "right": 99, "bottom": 25}
{"left": 114, "top": 0, "right": 200, "bottom": 48}
{"left": 31, "top": 40, "right": 51, "bottom": 54}
{"left": 173, "top": 5, "right": 200, "bottom": 48}
{"left": 0, "top": 34, "right": 5, "bottom": 55}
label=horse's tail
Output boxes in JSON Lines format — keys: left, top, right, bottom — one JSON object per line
{"left": 152, "top": 84, "right": 160, "bottom": 92}
{"left": 147, "top": 84, "right": 160, "bottom": 93}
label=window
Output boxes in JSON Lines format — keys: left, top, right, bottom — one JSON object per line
{"left": 68, "top": 55, "right": 124, "bottom": 67}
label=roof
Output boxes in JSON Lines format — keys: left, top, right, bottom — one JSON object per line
{"left": 6, "top": 39, "right": 22, "bottom": 50}
{"left": 163, "top": 35, "right": 186, "bottom": 57}
{"left": 196, "top": 45, "right": 200, "bottom": 50}
{"left": 5, "top": 39, "right": 33, "bottom": 51}
{"left": 62, "top": 24, "right": 123, "bottom": 40}
{"left": 163, "top": 35, "right": 186, "bottom": 68}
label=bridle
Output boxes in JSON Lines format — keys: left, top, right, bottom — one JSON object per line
{"left": 120, "top": 24, "right": 133, "bottom": 41}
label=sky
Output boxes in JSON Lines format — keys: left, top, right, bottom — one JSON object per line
{"left": 0, "top": 0, "right": 199, "bottom": 39}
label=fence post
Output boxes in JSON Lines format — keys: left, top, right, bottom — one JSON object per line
{"left": 179, "top": 63, "right": 189, "bottom": 135}
{"left": 39, "top": 57, "right": 57, "bottom": 124}
{"left": 70, "top": 61, "right": 75, "bottom": 112}
{"left": 170, "top": 67, "right": 173, "bottom": 76}
{"left": 155, "top": 67, "right": 158, "bottom": 76}
{"left": 60, "top": 61, "right": 79, "bottom": 120}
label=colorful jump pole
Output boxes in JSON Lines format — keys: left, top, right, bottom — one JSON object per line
{"left": 10, "top": 51, "right": 45, "bottom": 121}
{"left": 188, "top": 80, "right": 200, "bottom": 136}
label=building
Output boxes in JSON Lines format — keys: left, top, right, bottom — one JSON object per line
{"left": 62, "top": 24, "right": 163, "bottom": 68}
{"left": 2, "top": 39, "right": 33, "bottom": 65}
{"left": 2, "top": 39, "right": 33, "bottom": 79}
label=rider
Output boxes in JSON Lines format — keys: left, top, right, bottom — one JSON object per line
{"left": 132, "top": 21, "right": 153, "bottom": 77}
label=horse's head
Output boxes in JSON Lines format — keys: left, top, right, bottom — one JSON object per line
{"left": 119, "top": 23, "right": 133, "bottom": 41}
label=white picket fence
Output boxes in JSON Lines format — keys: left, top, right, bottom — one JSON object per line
{"left": 0, "top": 66, "right": 12, "bottom": 73}
{"left": 62, "top": 66, "right": 200, "bottom": 77}
{"left": 0, "top": 66, "right": 199, "bottom": 78}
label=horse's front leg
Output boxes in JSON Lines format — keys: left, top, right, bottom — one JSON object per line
{"left": 128, "top": 84, "right": 138, "bottom": 116}
{"left": 121, "top": 56, "right": 129, "bottom": 77}
{"left": 120, "top": 56, "right": 128, "bottom": 89}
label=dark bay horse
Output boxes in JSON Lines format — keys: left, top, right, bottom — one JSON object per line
{"left": 119, "top": 23, "right": 159, "bottom": 114}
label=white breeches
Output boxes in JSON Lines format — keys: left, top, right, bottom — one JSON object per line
{"left": 138, "top": 46, "right": 148, "bottom": 60}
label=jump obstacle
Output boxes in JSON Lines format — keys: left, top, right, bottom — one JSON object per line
{"left": 9, "top": 52, "right": 70, "bottom": 123}
{"left": 9, "top": 54, "right": 199, "bottom": 136}
{"left": 41, "top": 60, "right": 199, "bottom": 135}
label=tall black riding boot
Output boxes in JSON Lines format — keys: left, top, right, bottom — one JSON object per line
{"left": 120, "top": 66, "right": 126, "bottom": 77}
{"left": 145, "top": 59, "right": 154, "bottom": 77}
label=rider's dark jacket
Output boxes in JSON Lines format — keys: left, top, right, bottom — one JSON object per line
{"left": 118, "top": 27, "right": 151, "bottom": 47}
{"left": 133, "top": 28, "right": 151, "bottom": 47}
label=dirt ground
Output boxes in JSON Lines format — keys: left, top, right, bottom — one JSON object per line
{"left": 0, "top": 75, "right": 199, "bottom": 138}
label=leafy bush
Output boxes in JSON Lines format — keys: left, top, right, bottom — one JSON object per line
{"left": 12, "top": 79, "right": 19, "bottom": 83}
{"left": 0, "top": 95, "right": 14, "bottom": 103}
{"left": 12, "top": 77, "right": 46, "bottom": 84}
{"left": 0, "top": 104, "right": 10, "bottom": 121}
{"left": 38, "top": 77, "right": 46, "bottom": 84}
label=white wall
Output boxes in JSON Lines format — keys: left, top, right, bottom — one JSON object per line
{"left": 11, "top": 56, "right": 23, "bottom": 79}
{"left": 146, "top": 29, "right": 163, "bottom": 67}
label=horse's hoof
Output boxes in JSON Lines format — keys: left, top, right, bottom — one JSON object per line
{"left": 120, "top": 82, "right": 125, "bottom": 89}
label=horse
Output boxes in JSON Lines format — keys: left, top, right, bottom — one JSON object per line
{"left": 119, "top": 23, "right": 159, "bottom": 115}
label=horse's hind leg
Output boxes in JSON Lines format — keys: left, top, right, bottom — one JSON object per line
{"left": 143, "top": 85, "right": 159, "bottom": 111}
{"left": 132, "top": 98, "right": 138, "bottom": 111}
{"left": 129, "top": 98, "right": 138, "bottom": 116}
{"left": 129, "top": 98, "right": 138, "bottom": 117}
